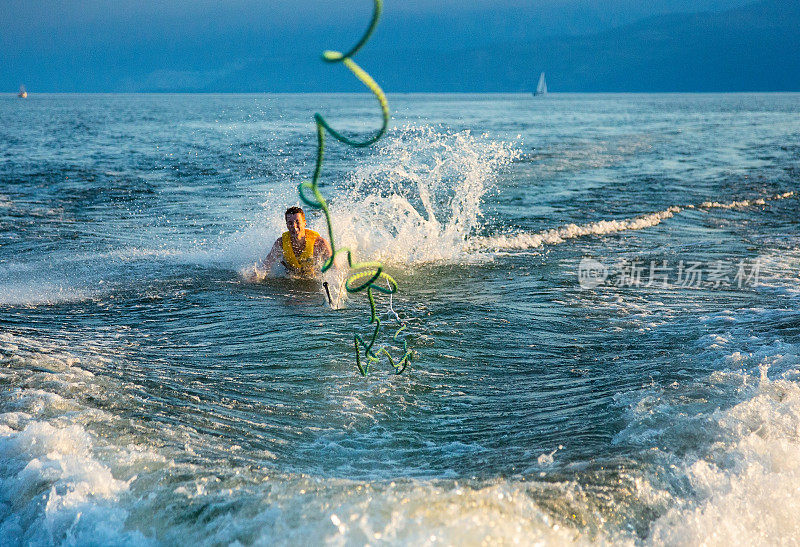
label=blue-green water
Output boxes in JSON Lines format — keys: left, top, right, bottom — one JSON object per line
{"left": 2, "top": 93, "right": 800, "bottom": 544}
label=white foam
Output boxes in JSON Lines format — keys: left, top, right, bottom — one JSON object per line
{"left": 473, "top": 190, "right": 796, "bottom": 251}
{"left": 646, "top": 368, "right": 800, "bottom": 544}
{"left": 610, "top": 308, "right": 800, "bottom": 546}
{"left": 0, "top": 421, "right": 147, "bottom": 545}
{"left": 302, "top": 481, "right": 587, "bottom": 545}
{"left": 471, "top": 207, "right": 682, "bottom": 251}
{"left": 0, "top": 348, "right": 153, "bottom": 545}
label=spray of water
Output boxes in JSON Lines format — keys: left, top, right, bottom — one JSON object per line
{"left": 327, "top": 125, "right": 518, "bottom": 265}
{"left": 236, "top": 125, "right": 516, "bottom": 281}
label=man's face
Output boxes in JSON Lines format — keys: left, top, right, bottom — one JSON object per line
{"left": 285, "top": 212, "right": 306, "bottom": 239}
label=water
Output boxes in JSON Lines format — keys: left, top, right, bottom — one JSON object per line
{"left": 1, "top": 93, "right": 799, "bottom": 545}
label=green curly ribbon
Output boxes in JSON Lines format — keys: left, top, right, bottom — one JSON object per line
{"left": 298, "top": 0, "right": 413, "bottom": 376}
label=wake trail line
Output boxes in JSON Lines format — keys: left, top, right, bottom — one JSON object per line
{"left": 469, "top": 191, "right": 795, "bottom": 252}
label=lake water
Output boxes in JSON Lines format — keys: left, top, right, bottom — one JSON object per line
{"left": 2, "top": 93, "right": 800, "bottom": 545}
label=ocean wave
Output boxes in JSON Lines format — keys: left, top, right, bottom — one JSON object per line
{"left": 0, "top": 333, "right": 582, "bottom": 545}
{"left": 4, "top": 318, "right": 800, "bottom": 544}
{"left": 610, "top": 300, "right": 800, "bottom": 545}
{"left": 0, "top": 337, "right": 154, "bottom": 546}
{"left": 647, "top": 368, "right": 800, "bottom": 544}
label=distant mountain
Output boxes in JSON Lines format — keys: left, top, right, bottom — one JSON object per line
{"left": 356, "top": 0, "right": 800, "bottom": 92}
{"left": 179, "top": 0, "right": 799, "bottom": 92}
{"left": 518, "top": 0, "right": 800, "bottom": 91}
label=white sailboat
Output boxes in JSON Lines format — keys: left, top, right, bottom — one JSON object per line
{"left": 534, "top": 72, "right": 547, "bottom": 96}
{"left": 18, "top": 85, "right": 27, "bottom": 98}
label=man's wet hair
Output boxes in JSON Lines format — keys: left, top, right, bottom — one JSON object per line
{"left": 285, "top": 206, "right": 305, "bottom": 217}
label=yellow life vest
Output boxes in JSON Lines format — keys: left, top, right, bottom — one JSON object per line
{"left": 281, "top": 229, "right": 320, "bottom": 276}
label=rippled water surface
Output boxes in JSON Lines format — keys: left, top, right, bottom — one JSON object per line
{"left": 2, "top": 93, "right": 800, "bottom": 545}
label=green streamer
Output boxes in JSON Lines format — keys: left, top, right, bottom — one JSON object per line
{"left": 298, "top": 0, "right": 413, "bottom": 376}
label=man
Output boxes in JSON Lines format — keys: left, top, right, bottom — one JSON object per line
{"left": 261, "top": 206, "right": 333, "bottom": 278}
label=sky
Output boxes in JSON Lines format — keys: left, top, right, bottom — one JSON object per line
{"left": 2, "top": 0, "right": 797, "bottom": 92}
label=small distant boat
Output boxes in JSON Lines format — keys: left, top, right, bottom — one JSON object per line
{"left": 18, "top": 85, "right": 27, "bottom": 98}
{"left": 534, "top": 72, "right": 547, "bottom": 96}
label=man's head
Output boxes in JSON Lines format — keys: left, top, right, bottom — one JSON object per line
{"left": 285, "top": 206, "right": 306, "bottom": 239}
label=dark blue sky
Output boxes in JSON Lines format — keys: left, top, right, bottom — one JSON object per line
{"left": 3, "top": 0, "right": 797, "bottom": 92}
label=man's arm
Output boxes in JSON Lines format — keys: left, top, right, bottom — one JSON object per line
{"left": 260, "top": 238, "right": 283, "bottom": 270}
{"left": 314, "top": 236, "right": 333, "bottom": 268}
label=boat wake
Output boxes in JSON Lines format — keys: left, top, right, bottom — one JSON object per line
{"left": 469, "top": 191, "right": 796, "bottom": 252}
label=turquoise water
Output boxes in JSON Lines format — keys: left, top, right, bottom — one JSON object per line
{"left": 2, "top": 93, "right": 800, "bottom": 544}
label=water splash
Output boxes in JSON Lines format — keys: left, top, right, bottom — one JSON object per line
{"left": 328, "top": 125, "right": 518, "bottom": 265}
